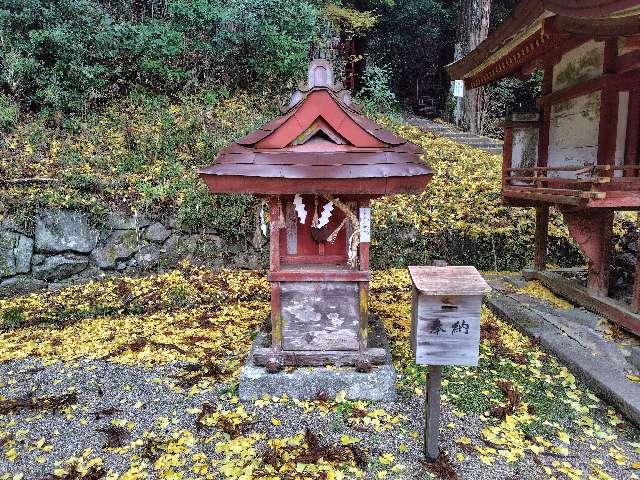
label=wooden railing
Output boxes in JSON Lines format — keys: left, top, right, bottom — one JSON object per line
{"left": 502, "top": 165, "right": 640, "bottom": 206}
{"left": 504, "top": 164, "right": 640, "bottom": 188}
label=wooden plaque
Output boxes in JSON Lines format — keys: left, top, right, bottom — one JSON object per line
{"left": 280, "top": 282, "right": 359, "bottom": 351}
{"left": 411, "top": 294, "right": 481, "bottom": 366}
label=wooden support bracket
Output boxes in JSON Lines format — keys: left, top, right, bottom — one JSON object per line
{"left": 561, "top": 209, "right": 613, "bottom": 297}
{"left": 534, "top": 205, "right": 549, "bottom": 271}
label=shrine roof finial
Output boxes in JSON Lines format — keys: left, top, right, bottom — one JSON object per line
{"left": 284, "top": 60, "right": 355, "bottom": 113}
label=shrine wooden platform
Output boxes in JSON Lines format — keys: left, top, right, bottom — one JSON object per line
{"left": 523, "top": 268, "right": 640, "bottom": 337}
{"left": 485, "top": 273, "right": 640, "bottom": 426}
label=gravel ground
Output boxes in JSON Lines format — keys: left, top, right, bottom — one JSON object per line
{"left": 1, "top": 357, "right": 638, "bottom": 479}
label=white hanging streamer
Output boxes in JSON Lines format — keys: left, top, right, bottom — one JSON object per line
{"left": 259, "top": 202, "right": 267, "bottom": 236}
{"left": 317, "top": 201, "right": 334, "bottom": 228}
{"left": 293, "top": 194, "right": 307, "bottom": 224}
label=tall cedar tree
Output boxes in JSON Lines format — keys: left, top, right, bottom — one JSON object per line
{"left": 454, "top": 0, "right": 491, "bottom": 133}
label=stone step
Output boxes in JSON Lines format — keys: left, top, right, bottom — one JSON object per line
{"left": 405, "top": 116, "right": 504, "bottom": 154}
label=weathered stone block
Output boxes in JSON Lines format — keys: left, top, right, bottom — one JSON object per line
{"left": 32, "top": 253, "right": 89, "bottom": 281}
{"left": 280, "top": 282, "right": 359, "bottom": 351}
{"left": 35, "top": 210, "right": 99, "bottom": 253}
{"left": 91, "top": 230, "right": 140, "bottom": 269}
{"left": 14, "top": 235, "right": 33, "bottom": 274}
{"left": 135, "top": 244, "right": 161, "bottom": 269}
{"left": 631, "top": 347, "right": 640, "bottom": 371}
{"left": 0, "top": 232, "right": 33, "bottom": 278}
{"left": 239, "top": 315, "right": 396, "bottom": 401}
{"left": 0, "top": 275, "right": 47, "bottom": 297}
{"left": 145, "top": 222, "right": 171, "bottom": 243}
{"left": 239, "top": 356, "right": 397, "bottom": 402}
{"left": 0, "top": 231, "right": 19, "bottom": 278}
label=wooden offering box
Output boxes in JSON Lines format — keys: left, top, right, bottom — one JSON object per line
{"left": 200, "top": 60, "right": 432, "bottom": 369}
{"left": 409, "top": 266, "right": 490, "bottom": 367}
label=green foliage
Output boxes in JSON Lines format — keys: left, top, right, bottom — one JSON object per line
{"left": 0, "top": 0, "right": 119, "bottom": 112}
{"left": 483, "top": 72, "right": 543, "bottom": 138}
{"left": 0, "top": 94, "right": 19, "bottom": 130}
{"left": 356, "top": 64, "right": 399, "bottom": 117}
{"left": 364, "top": 0, "right": 457, "bottom": 108}
{"left": 0, "top": 0, "right": 320, "bottom": 113}
{"left": 0, "top": 306, "right": 24, "bottom": 331}
{"left": 323, "top": 4, "right": 379, "bottom": 34}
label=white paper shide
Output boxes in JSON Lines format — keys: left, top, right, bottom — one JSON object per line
{"left": 359, "top": 207, "right": 371, "bottom": 243}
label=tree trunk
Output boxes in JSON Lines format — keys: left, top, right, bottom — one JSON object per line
{"left": 453, "top": 0, "right": 491, "bottom": 134}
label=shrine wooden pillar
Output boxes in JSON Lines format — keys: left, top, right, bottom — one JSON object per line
{"left": 587, "top": 210, "right": 613, "bottom": 297}
{"left": 534, "top": 205, "right": 549, "bottom": 271}
{"left": 269, "top": 197, "right": 283, "bottom": 351}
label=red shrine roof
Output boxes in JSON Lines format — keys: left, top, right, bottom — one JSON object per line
{"left": 199, "top": 62, "right": 432, "bottom": 196}
{"left": 447, "top": 0, "right": 640, "bottom": 89}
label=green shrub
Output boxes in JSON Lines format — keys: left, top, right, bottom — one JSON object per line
{"left": 0, "top": 0, "right": 320, "bottom": 114}
{"left": 0, "top": 94, "right": 19, "bottom": 130}
{"left": 357, "top": 64, "right": 400, "bottom": 116}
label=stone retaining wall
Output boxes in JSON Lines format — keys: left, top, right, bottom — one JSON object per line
{"left": 0, "top": 209, "right": 266, "bottom": 297}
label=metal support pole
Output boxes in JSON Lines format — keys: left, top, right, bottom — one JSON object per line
{"left": 424, "top": 364, "right": 442, "bottom": 462}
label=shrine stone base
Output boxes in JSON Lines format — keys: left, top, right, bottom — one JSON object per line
{"left": 239, "top": 315, "right": 397, "bottom": 402}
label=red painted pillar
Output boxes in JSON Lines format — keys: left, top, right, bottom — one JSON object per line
{"left": 588, "top": 211, "right": 614, "bottom": 297}
{"left": 269, "top": 197, "right": 283, "bottom": 350}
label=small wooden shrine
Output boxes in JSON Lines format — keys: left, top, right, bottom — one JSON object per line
{"left": 200, "top": 60, "right": 432, "bottom": 369}
{"left": 448, "top": 1, "right": 640, "bottom": 335}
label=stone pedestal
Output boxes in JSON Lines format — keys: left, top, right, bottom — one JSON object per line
{"left": 239, "top": 315, "right": 397, "bottom": 401}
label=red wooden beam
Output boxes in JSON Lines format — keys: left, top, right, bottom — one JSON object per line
{"left": 615, "top": 50, "right": 640, "bottom": 73}
{"left": 281, "top": 255, "right": 347, "bottom": 265}
{"left": 267, "top": 270, "right": 370, "bottom": 282}
{"left": 538, "top": 70, "right": 640, "bottom": 109}
{"left": 201, "top": 175, "right": 432, "bottom": 196}
{"left": 562, "top": 209, "right": 614, "bottom": 296}
{"left": 256, "top": 91, "right": 387, "bottom": 149}
{"left": 534, "top": 205, "right": 549, "bottom": 271}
